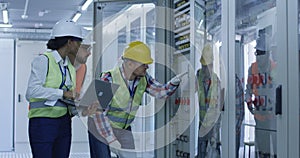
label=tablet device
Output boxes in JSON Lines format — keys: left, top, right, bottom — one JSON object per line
{"left": 60, "top": 98, "right": 78, "bottom": 106}
{"left": 77, "top": 79, "right": 119, "bottom": 109}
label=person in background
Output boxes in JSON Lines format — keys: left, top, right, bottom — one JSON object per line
{"left": 67, "top": 34, "right": 93, "bottom": 99}
{"left": 88, "top": 41, "right": 184, "bottom": 158}
{"left": 196, "top": 44, "right": 221, "bottom": 158}
{"left": 25, "top": 20, "right": 83, "bottom": 158}
{"left": 67, "top": 34, "right": 98, "bottom": 116}
{"left": 245, "top": 33, "right": 277, "bottom": 157}
{"left": 75, "top": 39, "right": 92, "bottom": 96}
{"left": 69, "top": 32, "right": 120, "bottom": 154}
{"left": 235, "top": 74, "right": 244, "bottom": 157}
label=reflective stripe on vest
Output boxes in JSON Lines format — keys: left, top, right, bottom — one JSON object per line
{"left": 109, "top": 105, "right": 140, "bottom": 112}
{"left": 249, "top": 61, "right": 276, "bottom": 121}
{"left": 28, "top": 52, "right": 76, "bottom": 118}
{"left": 249, "top": 61, "right": 276, "bottom": 96}
{"left": 106, "top": 67, "right": 146, "bottom": 129}
{"left": 30, "top": 100, "right": 67, "bottom": 109}
{"left": 197, "top": 69, "right": 220, "bottom": 128}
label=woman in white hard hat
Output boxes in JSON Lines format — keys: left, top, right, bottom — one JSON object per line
{"left": 25, "top": 20, "right": 83, "bottom": 158}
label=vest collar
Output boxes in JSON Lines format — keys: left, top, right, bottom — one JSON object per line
{"left": 51, "top": 50, "right": 70, "bottom": 66}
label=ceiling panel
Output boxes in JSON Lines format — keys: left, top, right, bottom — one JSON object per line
{"left": 1, "top": 0, "right": 93, "bottom": 29}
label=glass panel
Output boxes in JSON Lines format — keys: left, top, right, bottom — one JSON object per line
{"left": 236, "top": 0, "right": 277, "bottom": 157}
{"left": 118, "top": 26, "right": 126, "bottom": 57}
{"left": 298, "top": 0, "right": 300, "bottom": 155}
{"left": 91, "top": 2, "right": 156, "bottom": 157}
{"left": 187, "top": 0, "right": 223, "bottom": 157}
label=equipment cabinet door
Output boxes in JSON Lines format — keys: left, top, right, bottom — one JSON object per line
{"left": 234, "top": 0, "right": 295, "bottom": 157}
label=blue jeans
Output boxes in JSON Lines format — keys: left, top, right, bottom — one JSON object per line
{"left": 29, "top": 114, "right": 71, "bottom": 158}
{"left": 197, "top": 140, "right": 208, "bottom": 158}
{"left": 88, "top": 131, "right": 111, "bottom": 158}
{"left": 88, "top": 118, "right": 111, "bottom": 158}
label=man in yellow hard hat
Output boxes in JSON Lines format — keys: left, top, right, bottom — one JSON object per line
{"left": 87, "top": 41, "right": 184, "bottom": 158}
{"left": 196, "top": 44, "right": 222, "bottom": 158}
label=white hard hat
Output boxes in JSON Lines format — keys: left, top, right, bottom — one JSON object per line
{"left": 255, "top": 34, "right": 271, "bottom": 51}
{"left": 51, "top": 20, "right": 83, "bottom": 39}
{"left": 81, "top": 37, "right": 95, "bottom": 45}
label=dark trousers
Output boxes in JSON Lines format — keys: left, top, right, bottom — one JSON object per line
{"left": 197, "top": 140, "right": 208, "bottom": 158}
{"left": 88, "top": 117, "right": 111, "bottom": 158}
{"left": 236, "top": 132, "right": 241, "bottom": 158}
{"left": 29, "top": 114, "right": 71, "bottom": 158}
{"left": 88, "top": 130, "right": 111, "bottom": 158}
{"left": 87, "top": 118, "right": 135, "bottom": 158}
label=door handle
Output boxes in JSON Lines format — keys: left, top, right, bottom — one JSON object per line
{"left": 221, "top": 88, "right": 225, "bottom": 111}
{"left": 18, "top": 94, "right": 21, "bottom": 103}
{"left": 275, "top": 85, "right": 282, "bottom": 115}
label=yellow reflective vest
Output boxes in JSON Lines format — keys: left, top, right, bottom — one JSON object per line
{"left": 106, "top": 67, "right": 146, "bottom": 129}
{"left": 197, "top": 69, "right": 220, "bottom": 128}
{"left": 28, "top": 52, "right": 76, "bottom": 118}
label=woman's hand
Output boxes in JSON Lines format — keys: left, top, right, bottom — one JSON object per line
{"left": 63, "top": 90, "right": 75, "bottom": 100}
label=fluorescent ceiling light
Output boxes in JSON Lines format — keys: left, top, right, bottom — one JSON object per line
{"left": 235, "top": 34, "right": 242, "bottom": 41}
{"left": 81, "top": 0, "right": 93, "bottom": 11}
{"left": 198, "top": 19, "right": 203, "bottom": 29}
{"left": 0, "top": 24, "right": 12, "bottom": 28}
{"left": 72, "top": 12, "right": 82, "bottom": 22}
{"left": 83, "top": 26, "right": 93, "bottom": 31}
{"left": 3, "top": 9, "right": 9, "bottom": 24}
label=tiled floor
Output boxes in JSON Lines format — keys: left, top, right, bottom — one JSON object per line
{"left": 0, "top": 152, "right": 90, "bottom": 158}
{"left": 0, "top": 148, "right": 253, "bottom": 158}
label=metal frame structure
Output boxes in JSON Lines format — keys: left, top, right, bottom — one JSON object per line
{"left": 91, "top": 0, "right": 300, "bottom": 157}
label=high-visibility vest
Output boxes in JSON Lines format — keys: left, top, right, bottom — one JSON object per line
{"left": 28, "top": 52, "right": 76, "bottom": 118}
{"left": 106, "top": 67, "right": 147, "bottom": 129}
{"left": 248, "top": 60, "right": 276, "bottom": 122}
{"left": 197, "top": 69, "right": 220, "bottom": 128}
{"left": 250, "top": 61, "right": 276, "bottom": 96}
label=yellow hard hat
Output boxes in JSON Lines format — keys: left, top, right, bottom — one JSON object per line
{"left": 123, "top": 41, "right": 153, "bottom": 64}
{"left": 200, "top": 44, "right": 214, "bottom": 65}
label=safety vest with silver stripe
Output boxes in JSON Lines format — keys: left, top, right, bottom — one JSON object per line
{"left": 247, "top": 61, "right": 276, "bottom": 129}
{"left": 106, "top": 67, "right": 146, "bottom": 129}
{"left": 197, "top": 69, "right": 220, "bottom": 128}
{"left": 28, "top": 52, "right": 76, "bottom": 118}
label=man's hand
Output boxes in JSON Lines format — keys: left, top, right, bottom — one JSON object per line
{"left": 109, "top": 140, "right": 122, "bottom": 156}
{"left": 109, "top": 140, "right": 121, "bottom": 149}
{"left": 81, "top": 101, "right": 99, "bottom": 116}
{"left": 170, "top": 71, "right": 188, "bottom": 85}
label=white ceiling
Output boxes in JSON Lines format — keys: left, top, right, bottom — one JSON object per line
{"left": 0, "top": 0, "right": 94, "bottom": 29}
{"left": 0, "top": 0, "right": 278, "bottom": 40}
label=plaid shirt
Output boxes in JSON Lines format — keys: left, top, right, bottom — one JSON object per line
{"left": 235, "top": 75, "right": 244, "bottom": 134}
{"left": 93, "top": 66, "right": 179, "bottom": 143}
